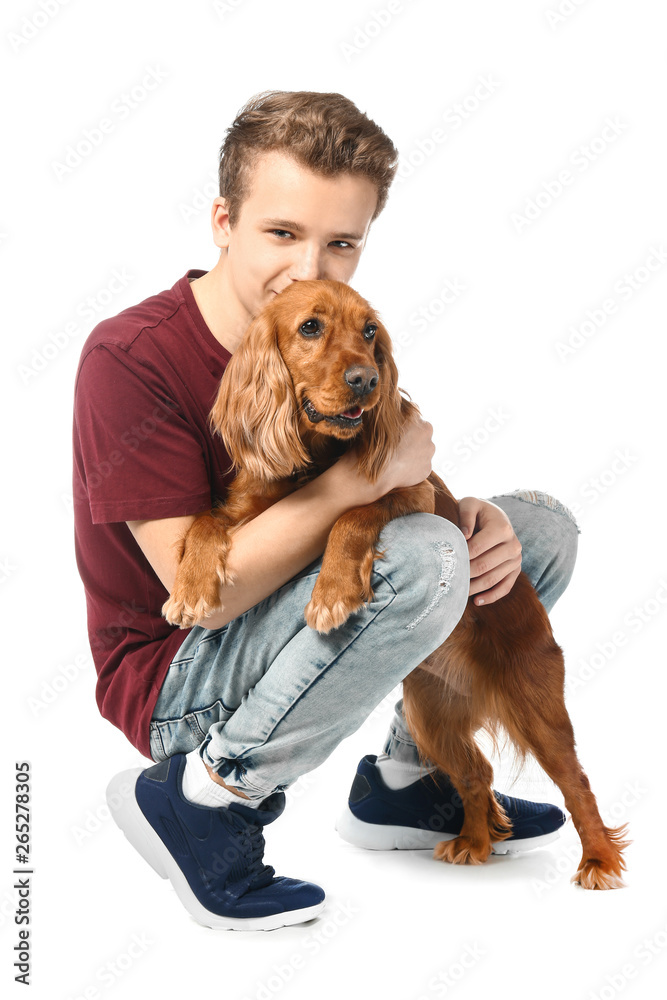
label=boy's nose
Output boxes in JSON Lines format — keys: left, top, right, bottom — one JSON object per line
{"left": 289, "top": 246, "right": 325, "bottom": 281}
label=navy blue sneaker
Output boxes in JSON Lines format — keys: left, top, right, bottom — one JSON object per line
{"left": 336, "top": 755, "right": 567, "bottom": 854}
{"left": 106, "top": 754, "right": 325, "bottom": 930}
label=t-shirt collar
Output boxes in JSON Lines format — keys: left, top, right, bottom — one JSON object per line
{"left": 176, "top": 269, "right": 232, "bottom": 363}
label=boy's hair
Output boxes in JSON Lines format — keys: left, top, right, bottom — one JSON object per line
{"left": 219, "top": 90, "right": 399, "bottom": 228}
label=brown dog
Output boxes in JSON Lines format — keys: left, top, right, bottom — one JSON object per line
{"left": 163, "top": 279, "right": 629, "bottom": 889}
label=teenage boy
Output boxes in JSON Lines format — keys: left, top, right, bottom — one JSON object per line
{"left": 73, "top": 90, "right": 579, "bottom": 931}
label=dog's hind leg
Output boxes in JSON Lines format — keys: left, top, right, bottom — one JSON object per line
{"left": 402, "top": 664, "right": 513, "bottom": 865}
{"left": 496, "top": 638, "right": 630, "bottom": 889}
{"left": 431, "top": 736, "right": 514, "bottom": 866}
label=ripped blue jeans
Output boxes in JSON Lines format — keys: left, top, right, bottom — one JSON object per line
{"left": 149, "top": 489, "right": 580, "bottom": 798}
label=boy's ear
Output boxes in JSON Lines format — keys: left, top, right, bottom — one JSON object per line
{"left": 211, "top": 197, "right": 232, "bottom": 250}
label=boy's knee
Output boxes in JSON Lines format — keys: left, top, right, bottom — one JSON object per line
{"left": 544, "top": 510, "right": 579, "bottom": 602}
{"left": 491, "top": 491, "right": 579, "bottom": 611}
{"left": 528, "top": 494, "right": 579, "bottom": 580}
{"left": 379, "top": 512, "right": 468, "bottom": 569}
{"left": 376, "top": 513, "right": 470, "bottom": 636}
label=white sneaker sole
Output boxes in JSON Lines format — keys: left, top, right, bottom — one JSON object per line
{"left": 106, "top": 768, "right": 326, "bottom": 931}
{"left": 335, "top": 804, "right": 561, "bottom": 854}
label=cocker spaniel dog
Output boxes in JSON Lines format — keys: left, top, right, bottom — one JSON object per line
{"left": 163, "top": 279, "right": 629, "bottom": 889}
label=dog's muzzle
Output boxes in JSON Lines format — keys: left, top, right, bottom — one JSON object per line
{"left": 303, "top": 398, "right": 364, "bottom": 428}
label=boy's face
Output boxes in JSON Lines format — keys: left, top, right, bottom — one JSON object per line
{"left": 213, "top": 149, "right": 379, "bottom": 324}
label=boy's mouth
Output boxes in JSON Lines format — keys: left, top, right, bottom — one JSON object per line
{"left": 303, "top": 398, "right": 364, "bottom": 428}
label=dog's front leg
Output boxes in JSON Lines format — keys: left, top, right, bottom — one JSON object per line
{"left": 304, "top": 480, "right": 434, "bottom": 633}
{"left": 162, "top": 478, "right": 293, "bottom": 629}
{"left": 162, "top": 507, "right": 239, "bottom": 628}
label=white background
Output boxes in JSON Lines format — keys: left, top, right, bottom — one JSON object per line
{"left": 2, "top": 1, "right": 666, "bottom": 998}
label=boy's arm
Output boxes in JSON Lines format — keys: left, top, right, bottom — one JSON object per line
{"left": 128, "top": 420, "right": 436, "bottom": 630}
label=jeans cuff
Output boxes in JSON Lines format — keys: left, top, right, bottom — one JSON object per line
{"left": 198, "top": 735, "right": 274, "bottom": 799}
{"left": 382, "top": 728, "right": 423, "bottom": 766}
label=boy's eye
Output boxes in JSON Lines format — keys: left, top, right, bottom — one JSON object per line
{"left": 270, "top": 230, "right": 356, "bottom": 250}
{"left": 299, "top": 318, "right": 322, "bottom": 337}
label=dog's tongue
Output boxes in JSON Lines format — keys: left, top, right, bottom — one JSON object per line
{"left": 341, "top": 406, "right": 362, "bottom": 418}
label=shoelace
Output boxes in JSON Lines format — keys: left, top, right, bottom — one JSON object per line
{"left": 215, "top": 811, "right": 276, "bottom": 898}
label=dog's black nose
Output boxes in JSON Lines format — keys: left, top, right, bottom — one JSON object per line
{"left": 344, "top": 366, "right": 379, "bottom": 397}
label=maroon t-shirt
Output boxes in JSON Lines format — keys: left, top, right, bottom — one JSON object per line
{"left": 72, "top": 269, "right": 234, "bottom": 759}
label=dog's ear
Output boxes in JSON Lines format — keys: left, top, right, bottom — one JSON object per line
{"left": 209, "top": 305, "right": 310, "bottom": 482}
{"left": 356, "top": 319, "right": 415, "bottom": 484}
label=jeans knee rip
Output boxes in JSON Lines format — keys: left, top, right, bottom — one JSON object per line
{"left": 499, "top": 488, "right": 581, "bottom": 534}
{"left": 405, "top": 540, "right": 457, "bottom": 631}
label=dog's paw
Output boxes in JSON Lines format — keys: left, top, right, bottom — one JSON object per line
{"left": 162, "top": 551, "right": 235, "bottom": 628}
{"left": 303, "top": 595, "right": 361, "bottom": 633}
{"left": 161, "top": 594, "right": 215, "bottom": 629}
{"left": 162, "top": 572, "right": 225, "bottom": 629}
{"left": 434, "top": 836, "right": 492, "bottom": 866}
{"left": 162, "top": 594, "right": 187, "bottom": 628}
{"left": 571, "top": 858, "right": 626, "bottom": 890}
{"left": 571, "top": 824, "right": 629, "bottom": 890}
{"left": 304, "top": 571, "right": 373, "bottom": 633}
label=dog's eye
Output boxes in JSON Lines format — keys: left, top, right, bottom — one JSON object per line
{"left": 363, "top": 323, "right": 377, "bottom": 341}
{"left": 299, "top": 318, "right": 321, "bottom": 337}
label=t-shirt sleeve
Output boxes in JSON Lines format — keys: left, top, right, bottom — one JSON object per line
{"left": 74, "top": 344, "right": 212, "bottom": 524}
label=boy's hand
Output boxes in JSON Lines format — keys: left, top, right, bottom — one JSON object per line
{"left": 381, "top": 414, "right": 437, "bottom": 491}
{"left": 332, "top": 422, "right": 522, "bottom": 606}
{"left": 459, "top": 497, "right": 522, "bottom": 605}
{"left": 331, "top": 414, "right": 436, "bottom": 504}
